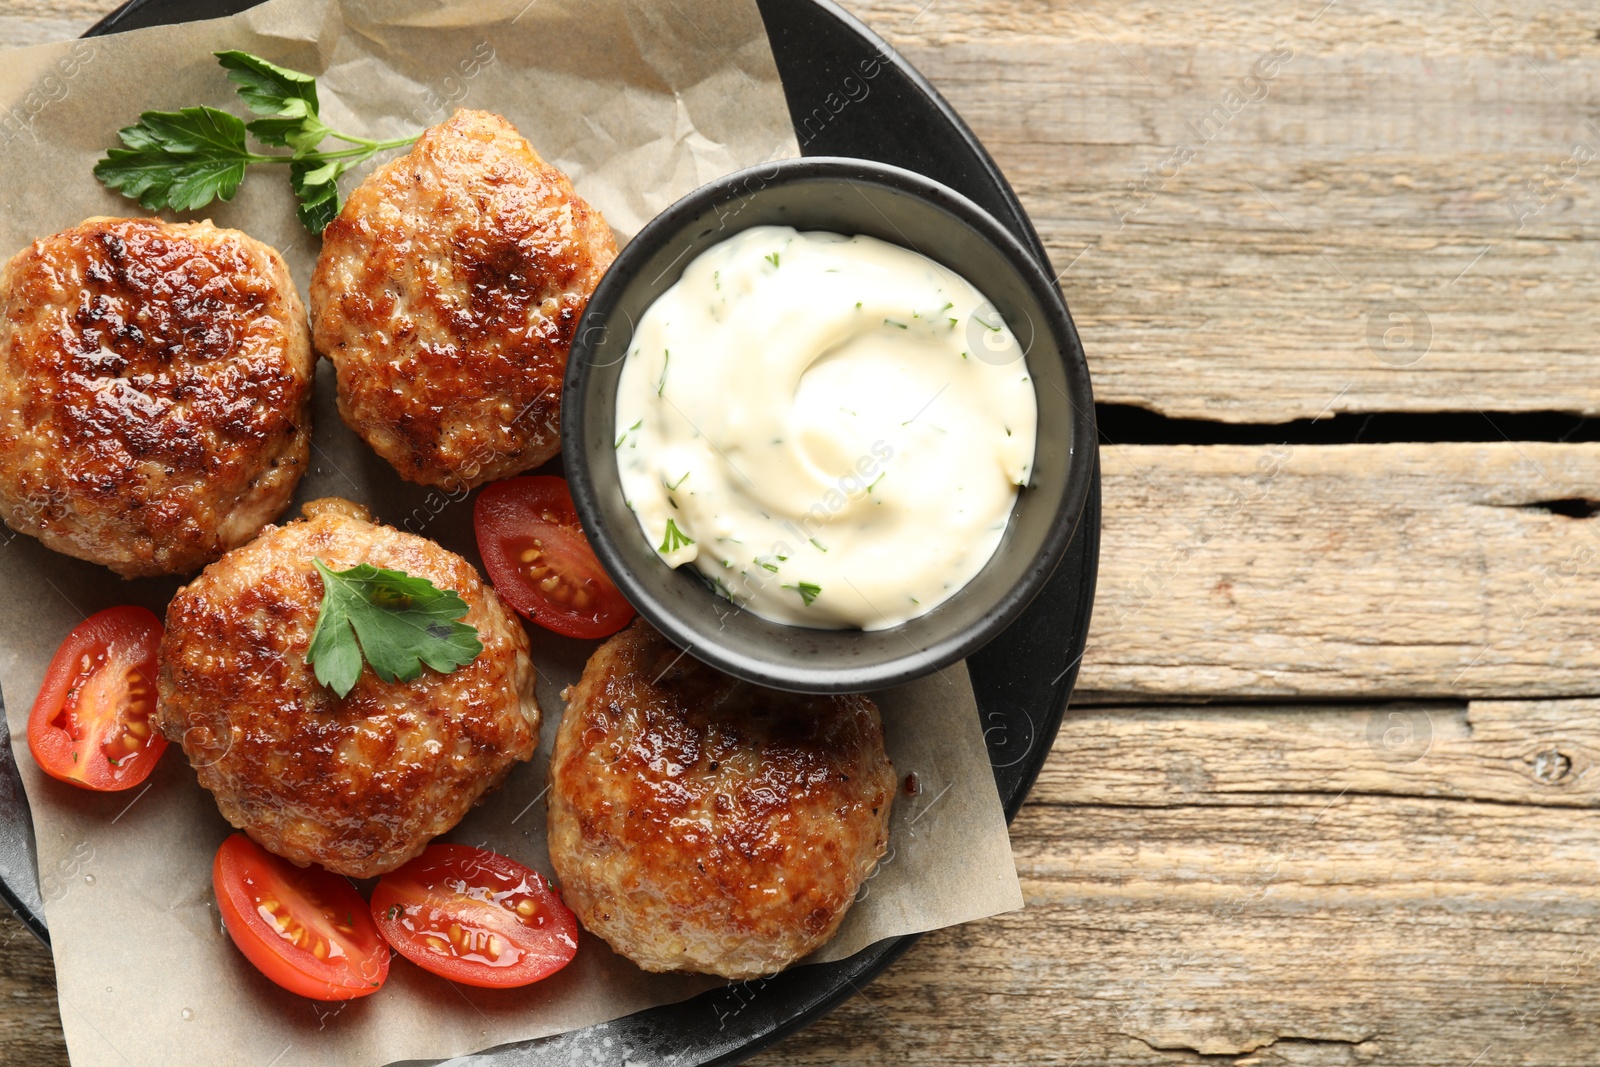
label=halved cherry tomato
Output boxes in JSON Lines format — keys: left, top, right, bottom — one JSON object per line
{"left": 28, "top": 606, "right": 166, "bottom": 792}
{"left": 371, "top": 844, "right": 578, "bottom": 989}
{"left": 475, "top": 476, "right": 634, "bottom": 639}
{"left": 212, "top": 834, "right": 389, "bottom": 1001}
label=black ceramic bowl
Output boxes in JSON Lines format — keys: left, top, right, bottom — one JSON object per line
{"left": 563, "top": 156, "right": 1094, "bottom": 693}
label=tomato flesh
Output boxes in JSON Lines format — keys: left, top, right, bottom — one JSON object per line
{"left": 371, "top": 843, "right": 579, "bottom": 989}
{"left": 213, "top": 834, "right": 389, "bottom": 1000}
{"left": 28, "top": 606, "right": 166, "bottom": 791}
{"left": 475, "top": 476, "right": 634, "bottom": 639}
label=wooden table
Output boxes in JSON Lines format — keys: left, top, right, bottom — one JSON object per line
{"left": 4, "top": 0, "right": 1598, "bottom": 1063}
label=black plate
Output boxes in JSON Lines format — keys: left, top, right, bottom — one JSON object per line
{"left": 0, "top": 2, "right": 1101, "bottom": 1064}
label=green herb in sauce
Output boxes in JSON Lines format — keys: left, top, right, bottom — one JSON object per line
{"left": 658, "top": 518, "right": 694, "bottom": 554}
{"left": 783, "top": 582, "right": 821, "bottom": 606}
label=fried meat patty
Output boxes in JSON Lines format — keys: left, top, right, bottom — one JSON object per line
{"left": 547, "top": 621, "right": 895, "bottom": 979}
{"left": 310, "top": 109, "right": 617, "bottom": 490}
{"left": 0, "top": 217, "right": 312, "bottom": 577}
{"left": 156, "top": 498, "right": 539, "bottom": 878}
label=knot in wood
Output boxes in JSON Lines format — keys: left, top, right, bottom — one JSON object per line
{"left": 1529, "top": 749, "right": 1573, "bottom": 785}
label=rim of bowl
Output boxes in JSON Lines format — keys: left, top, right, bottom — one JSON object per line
{"left": 562, "top": 155, "right": 1097, "bottom": 692}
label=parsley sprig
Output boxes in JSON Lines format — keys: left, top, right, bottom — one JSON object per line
{"left": 94, "top": 51, "right": 418, "bottom": 234}
{"left": 305, "top": 560, "right": 483, "bottom": 699}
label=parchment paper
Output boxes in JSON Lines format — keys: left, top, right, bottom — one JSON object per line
{"left": 0, "top": 2, "right": 1026, "bottom": 1064}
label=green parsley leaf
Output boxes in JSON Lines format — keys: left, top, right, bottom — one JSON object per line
{"left": 246, "top": 114, "right": 331, "bottom": 154}
{"left": 96, "top": 51, "right": 418, "bottom": 233}
{"left": 615, "top": 419, "right": 643, "bottom": 450}
{"left": 658, "top": 518, "right": 695, "bottom": 554}
{"left": 305, "top": 559, "right": 483, "bottom": 699}
{"left": 93, "top": 106, "right": 252, "bottom": 213}
{"left": 290, "top": 158, "right": 348, "bottom": 233}
{"left": 783, "top": 582, "right": 822, "bottom": 606}
{"left": 216, "top": 50, "right": 319, "bottom": 120}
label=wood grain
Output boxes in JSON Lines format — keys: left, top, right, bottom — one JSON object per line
{"left": 1080, "top": 441, "right": 1600, "bottom": 702}
{"left": 847, "top": 0, "right": 1600, "bottom": 422}
{"left": 0, "top": 0, "right": 102, "bottom": 47}
{"left": 10, "top": 700, "right": 1600, "bottom": 1067}
{"left": 2, "top": 2, "right": 1599, "bottom": 1067}
{"left": 762, "top": 699, "right": 1600, "bottom": 1065}
{"left": 6, "top": 1, "right": 1600, "bottom": 421}
{"left": 0, "top": 914, "right": 66, "bottom": 1067}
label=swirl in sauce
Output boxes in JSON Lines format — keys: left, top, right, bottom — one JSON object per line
{"left": 615, "top": 225, "right": 1037, "bottom": 630}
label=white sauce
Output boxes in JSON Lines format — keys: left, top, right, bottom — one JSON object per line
{"left": 614, "top": 225, "right": 1037, "bottom": 631}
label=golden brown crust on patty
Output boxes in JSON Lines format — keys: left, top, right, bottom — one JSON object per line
{"left": 155, "top": 498, "right": 540, "bottom": 878}
{"left": 0, "top": 217, "right": 312, "bottom": 577}
{"left": 547, "top": 621, "right": 895, "bottom": 979}
{"left": 310, "top": 109, "right": 617, "bottom": 491}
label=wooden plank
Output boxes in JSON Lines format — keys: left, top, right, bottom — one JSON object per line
{"left": 0, "top": 915, "right": 66, "bottom": 1067}
{"left": 1079, "top": 441, "right": 1600, "bottom": 701}
{"left": 753, "top": 699, "right": 1600, "bottom": 1065}
{"left": 9, "top": 700, "right": 1600, "bottom": 1066}
{"left": 0, "top": 16, "right": 98, "bottom": 47}
{"left": 844, "top": 0, "right": 1600, "bottom": 422}
{"left": 0, "top": 0, "right": 102, "bottom": 46}
{"left": 17, "top": 0, "right": 1600, "bottom": 424}
{"left": 1034, "top": 698, "right": 1600, "bottom": 807}
{"left": 23, "top": 0, "right": 1598, "bottom": 424}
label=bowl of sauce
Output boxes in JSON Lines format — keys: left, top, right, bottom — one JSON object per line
{"left": 564, "top": 157, "right": 1095, "bottom": 693}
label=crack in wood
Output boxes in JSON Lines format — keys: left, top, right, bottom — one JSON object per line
{"left": 1027, "top": 789, "right": 1592, "bottom": 811}
{"left": 1510, "top": 498, "right": 1600, "bottom": 520}
{"left": 1124, "top": 1031, "right": 1379, "bottom": 1061}
{"left": 1098, "top": 404, "right": 1600, "bottom": 447}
